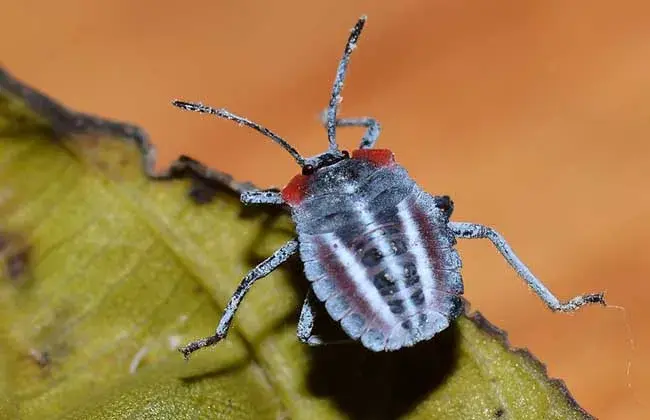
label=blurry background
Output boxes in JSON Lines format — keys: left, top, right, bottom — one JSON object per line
{"left": 2, "top": 1, "right": 649, "bottom": 418}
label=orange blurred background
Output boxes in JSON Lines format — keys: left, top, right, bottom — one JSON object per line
{"left": 3, "top": 1, "right": 649, "bottom": 418}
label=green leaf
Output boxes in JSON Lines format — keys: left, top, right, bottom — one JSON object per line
{"left": 0, "top": 67, "right": 593, "bottom": 419}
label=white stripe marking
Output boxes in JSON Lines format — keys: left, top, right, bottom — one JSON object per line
{"left": 397, "top": 200, "right": 436, "bottom": 309}
{"left": 357, "top": 207, "right": 419, "bottom": 317}
{"left": 322, "top": 233, "right": 397, "bottom": 328}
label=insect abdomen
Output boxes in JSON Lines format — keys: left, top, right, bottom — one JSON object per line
{"left": 298, "top": 180, "right": 464, "bottom": 351}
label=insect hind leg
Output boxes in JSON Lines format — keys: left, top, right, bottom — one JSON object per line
{"left": 320, "top": 111, "right": 382, "bottom": 149}
{"left": 339, "top": 117, "right": 382, "bottom": 149}
{"left": 450, "top": 221, "right": 606, "bottom": 312}
{"left": 297, "top": 290, "right": 352, "bottom": 347}
{"left": 179, "top": 239, "right": 298, "bottom": 359}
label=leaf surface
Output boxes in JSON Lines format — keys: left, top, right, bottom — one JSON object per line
{"left": 0, "top": 68, "right": 592, "bottom": 419}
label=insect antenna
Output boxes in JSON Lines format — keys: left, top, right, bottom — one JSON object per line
{"left": 172, "top": 100, "right": 306, "bottom": 167}
{"left": 326, "top": 15, "right": 367, "bottom": 152}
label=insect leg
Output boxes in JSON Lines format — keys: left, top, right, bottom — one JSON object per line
{"left": 297, "top": 290, "right": 324, "bottom": 346}
{"left": 320, "top": 111, "right": 382, "bottom": 149}
{"left": 297, "top": 290, "right": 353, "bottom": 346}
{"left": 241, "top": 189, "right": 284, "bottom": 205}
{"left": 449, "top": 222, "right": 606, "bottom": 312}
{"left": 179, "top": 239, "right": 299, "bottom": 359}
{"left": 340, "top": 118, "right": 382, "bottom": 149}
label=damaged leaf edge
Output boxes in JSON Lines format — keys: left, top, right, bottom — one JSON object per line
{"left": 0, "top": 65, "right": 594, "bottom": 419}
{"left": 0, "top": 66, "right": 255, "bottom": 197}
{"left": 466, "top": 310, "right": 594, "bottom": 420}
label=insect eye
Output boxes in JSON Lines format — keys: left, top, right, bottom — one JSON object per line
{"left": 302, "top": 164, "right": 316, "bottom": 175}
{"left": 341, "top": 150, "right": 350, "bottom": 159}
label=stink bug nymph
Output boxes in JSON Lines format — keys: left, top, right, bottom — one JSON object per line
{"left": 173, "top": 16, "right": 606, "bottom": 358}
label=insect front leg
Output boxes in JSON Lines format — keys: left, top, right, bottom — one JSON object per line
{"left": 320, "top": 111, "right": 382, "bottom": 149}
{"left": 449, "top": 221, "right": 606, "bottom": 312}
{"left": 179, "top": 239, "right": 299, "bottom": 359}
{"left": 240, "top": 189, "right": 284, "bottom": 205}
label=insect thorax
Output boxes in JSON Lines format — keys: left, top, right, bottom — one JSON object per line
{"left": 292, "top": 159, "right": 415, "bottom": 235}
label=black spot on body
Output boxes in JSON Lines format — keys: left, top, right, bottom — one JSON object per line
{"left": 494, "top": 407, "right": 505, "bottom": 418}
{"left": 401, "top": 320, "right": 413, "bottom": 330}
{"left": 388, "top": 299, "right": 405, "bottom": 314}
{"left": 373, "top": 271, "right": 398, "bottom": 296}
{"left": 362, "top": 248, "right": 383, "bottom": 267}
{"left": 390, "top": 239, "right": 407, "bottom": 256}
{"left": 352, "top": 240, "right": 367, "bottom": 254}
{"left": 403, "top": 262, "right": 419, "bottom": 287}
{"left": 410, "top": 289, "right": 425, "bottom": 306}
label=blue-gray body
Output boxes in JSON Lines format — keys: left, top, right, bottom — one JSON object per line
{"left": 286, "top": 154, "right": 464, "bottom": 351}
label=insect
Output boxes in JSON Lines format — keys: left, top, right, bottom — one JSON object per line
{"left": 173, "top": 16, "right": 606, "bottom": 358}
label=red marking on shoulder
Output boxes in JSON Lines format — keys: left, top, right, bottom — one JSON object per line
{"left": 281, "top": 174, "right": 310, "bottom": 205}
{"left": 351, "top": 149, "right": 395, "bottom": 166}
